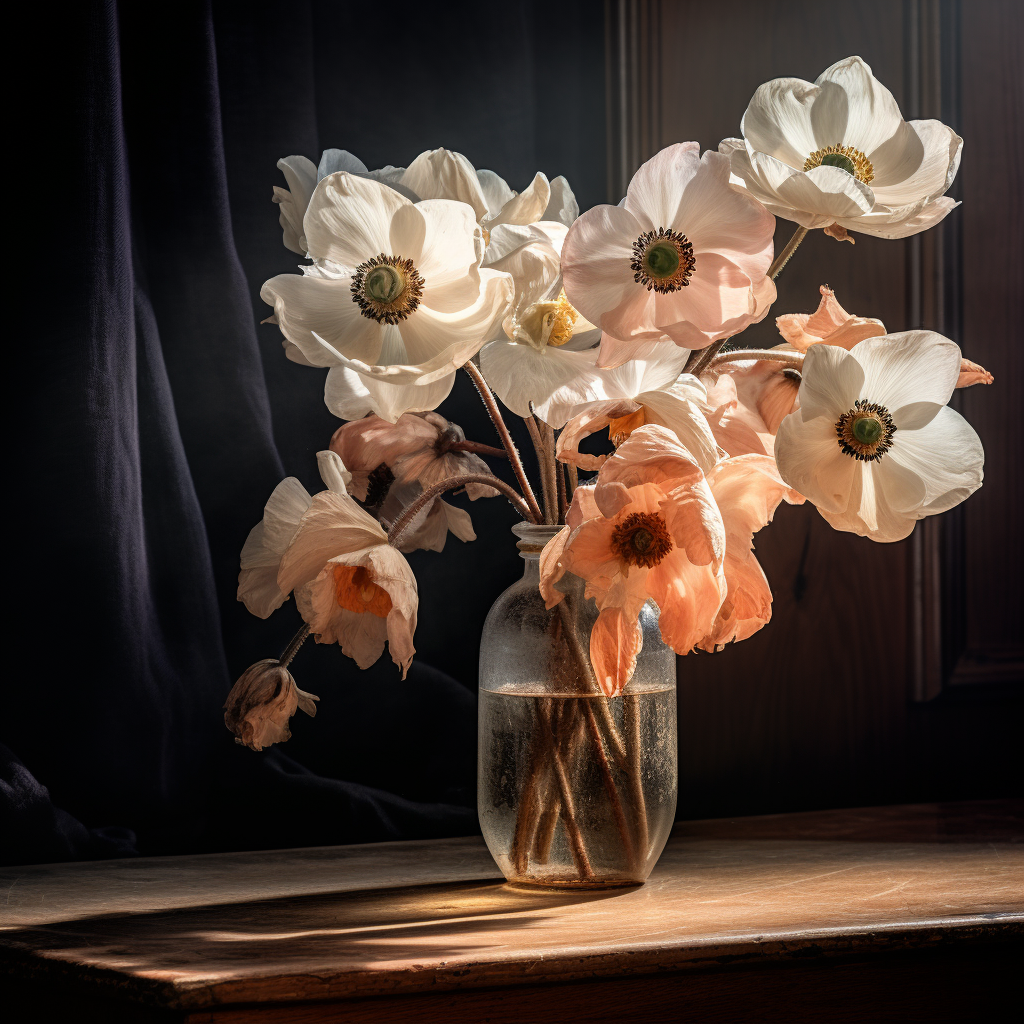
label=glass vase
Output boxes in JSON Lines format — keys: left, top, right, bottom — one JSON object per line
{"left": 478, "top": 522, "right": 677, "bottom": 888}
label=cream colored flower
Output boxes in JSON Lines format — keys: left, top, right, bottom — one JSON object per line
{"left": 720, "top": 57, "right": 962, "bottom": 239}
{"left": 262, "top": 172, "right": 513, "bottom": 423}
{"left": 237, "top": 450, "right": 418, "bottom": 675}
{"left": 223, "top": 660, "right": 319, "bottom": 752}
{"left": 775, "top": 331, "right": 984, "bottom": 542}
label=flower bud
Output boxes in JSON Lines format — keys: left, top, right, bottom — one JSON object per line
{"left": 223, "top": 659, "right": 319, "bottom": 751}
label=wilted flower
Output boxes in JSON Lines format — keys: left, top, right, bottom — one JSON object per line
{"left": 329, "top": 410, "right": 496, "bottom": 552}
{"left": 720, "top": 57, "right": 962, "bottom": 239}
{"left": 238, "top": 450, "right": 419, "bottom": 675}
{"left": 775, "top": 331, "right": 984, "bottom": 542}
{"left": 696, "top": 456, "right": 802, "bottom": 651}
{"left": 262, "top": 172, "right": 513, "bottom": 422}
{"left": 540, "top": 425, "right": 727, "bottom": 695}
{"left": 776, "top": 285, "right": 993, "bottom": 388}
{"left": 561, "top": 143, "right": 776, "bottom": 361}
{"left": 224, "top": 660, "right": 319, "bottom": 752}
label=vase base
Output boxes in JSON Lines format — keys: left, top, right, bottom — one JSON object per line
{"left": 504, "top": 877, "right": 644, "bottom": 892}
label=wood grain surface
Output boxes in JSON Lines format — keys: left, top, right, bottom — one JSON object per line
{"left": 2, "top": 801, "right": 1021, "bottom": 1019}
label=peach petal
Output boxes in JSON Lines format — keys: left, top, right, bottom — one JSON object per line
{"left": 590, "top": 606, "right": 644, "bottom": 697}
{"left": 539, "top": 526, "right": 570, "bottom": 609}
{"left": 646, "top": 549, "right": 725, "bottom": 655}
{"left": 776, "top": 284, "right": 886, "bottom": 351}
{"left": 957, "top": 358, "right": 993, "bottom": 388}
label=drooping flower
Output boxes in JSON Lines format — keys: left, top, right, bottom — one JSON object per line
{"left": 774, "top": 331, "right": 984, "bottom": 542}
{"left": 238, "top": 450, "right": 418, "bottom": 675}
{"left": 701, "top": 358, "right": 801, "bottom": 458}
{"left": 776, "top": 285, "right": 993, "bottom": 388}
{"left": 554, "top": 346, "right": 720, "bottom": 473}
{"left": 262, "top": 173, "right": 513, "bottom": 422}
{"left": 696, "top": 456, "right": 803, "bottom": 651}
{"left": 719, "top": 56, "right": 962, "bottom": 239}
{"left": 223, "top": 660, "right": 319, "bottom": 752}
{"left": 540, "top": 425, "right": 727, "bottom": 695}
{"left": 560, "top": 143, "right": 776, "bottom": 362}
{"left": 328, "top": 410, "right": 496, "bottom": 552}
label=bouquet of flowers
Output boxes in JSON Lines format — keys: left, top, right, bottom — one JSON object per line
{"left": 224, "top": 57, "right": 988, "bottom": 878}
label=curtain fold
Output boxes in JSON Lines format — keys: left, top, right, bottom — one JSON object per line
{"left": 3, "top": 0, "right": 604, "bottom": 863}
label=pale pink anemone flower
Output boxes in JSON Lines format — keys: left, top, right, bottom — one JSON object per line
{"left": 329, "top": 410, "right": 497, "bottom": 553}
{"left": 539, "top": 425, "right": 728, "bottom": 696}
{"left": 696, "top": 456, "right": 803, "bottom": 651}
{"left": 560, "top": 143, "right": 776, "bottom": 368}
{"left": 238, "top": 450, "right": 418, "bottom": 676}
{"left": 701, "top": 359, "right": 801, "bottom": 458}
{"left": 777, "top": 285, "right": 993, "bottom": 388}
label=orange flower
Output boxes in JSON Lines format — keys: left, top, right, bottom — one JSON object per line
{"left": 696, "top": 455, "right": 803, "bottom": 651}
{"left": 540, "top": 425, "right": 727, "bottom": 696}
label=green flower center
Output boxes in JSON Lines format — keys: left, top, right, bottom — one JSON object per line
{"left": 643, "top": 242, "right": 680, "bottom": 280}
{"left": 835, "top": 401, "right": 896, "bottom": 462}
{"left": 820, "top": 152, "right": 858, "bottom": 176}
{"left": 364, "top": 265, "right": 405, "bottom": 304}
{"left": 852, "top": 416, "right": 883, "bottom": 445}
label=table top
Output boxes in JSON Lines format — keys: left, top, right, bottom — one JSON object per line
{"left": 2, "top": 801, "right": 1022, "bottom": 1013}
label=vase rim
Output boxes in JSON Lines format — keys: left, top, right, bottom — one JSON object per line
{"left": 512, "top": 521, "right": 562, "bottom": 553}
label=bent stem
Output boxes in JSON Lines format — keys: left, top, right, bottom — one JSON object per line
{"left": 685, "top": 223, "right": 810, "bottom": 381}
{"left": 279, "top": 623, "right": 311, "bottom": 669}
{"left": 524, "top": 412, "right": 557, "bottom": 525}
{"left": 450, "top": 439, "right": 509, "bottom": 459}
{"left": 388, "top": 472, "right": 536, "bottom": 547}
{"left": 709, "top": 349, "right": 805, "bottom": 369}
{"left": 463, "top": 361, "right": 543, "bottom": 522}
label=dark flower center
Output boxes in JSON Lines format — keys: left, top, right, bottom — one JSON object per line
{"left": 351, "top": 254, "right": 425, "bottom": 324}
{"left": 835, "top": 400, "right": 896, "bottom": 461}
{"left": 630, "top": 228, "right": 696, "bottom": 293}
{"left": 611, "top": 511, "right": 673, "bottom": 568}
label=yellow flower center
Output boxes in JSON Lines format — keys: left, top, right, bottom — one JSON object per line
{"left": 835, "top": 400, "right": 896, "bottom": 461}
{"left": 804, "top": 144, "right": 874, "bottom": 184}
{"left": 611, "top": 511, "right": 673, "bottom": 569}
{"left": 544, "top": 289, "right": 579, "bottom": 347}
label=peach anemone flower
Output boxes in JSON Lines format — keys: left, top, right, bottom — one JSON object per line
{"left": 561, "top": 142, "right": 776, "bottom": 365}
{"left": 696, "top": 456, "right": 803, "bottom": 651}
{"left": 539, "top": 425, "right": 728, "bottom": 696}
{"left": 777, "top": 284, "right": 993, "bottom": 389}
{"left": 238, "top": 450, "right": 418, "bottom": 676}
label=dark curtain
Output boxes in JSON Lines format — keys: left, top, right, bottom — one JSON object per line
{"left": 3, "top": 0, "right": 605, "bottom": 863}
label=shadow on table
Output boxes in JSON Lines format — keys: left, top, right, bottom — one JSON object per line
{"left": 4, "top": 878, "right": 629, "bottom": 976}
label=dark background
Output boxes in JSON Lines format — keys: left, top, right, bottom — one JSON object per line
{"left": 3, "top": 0, "right": 1019, "bottom": 865}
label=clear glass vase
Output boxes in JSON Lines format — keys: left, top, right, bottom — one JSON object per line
{"left": 478, "top": 522, "right": 677, "bottom": 888}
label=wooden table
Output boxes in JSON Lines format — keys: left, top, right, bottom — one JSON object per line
{"left": 2, "top": 801, "right": 1021, "bottom": 1022}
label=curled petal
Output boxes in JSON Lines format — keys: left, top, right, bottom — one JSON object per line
{"left": 224, "top": 660, "right": 319, "bottom": 752}
{"left": 957, "top": 358, "right": 993, "bottom": 389}
{"left": 590, "top": 606, "right": 644, "bottom": 697}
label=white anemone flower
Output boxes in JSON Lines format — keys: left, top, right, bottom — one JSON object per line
{"left": 720, "top": 56, "right": 962, "bottom": 239}
{"left": 261, "top": 172, "right": 513, "bottom": 423}
{"left": 272, "top": 146, "right": 578, "bottom": 260}
{"left": 775, "top": 331, "right": 983, "bottom": 542}
{"left": 477, "top": 239, "right": 605, "bottom": 426}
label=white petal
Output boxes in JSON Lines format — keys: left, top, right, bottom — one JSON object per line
{"left": 541, "top": 176, "right": 579, "bottom": 226}
{"left": 775, "top": 411, "right": 857, "bottom": 513}
{"left": 741, "top": 78, "right": 819, "bottom": 167}
{"left": 797, "top": 339, "right": 865, "bottom": 420}
{"left": 480, "top": 338, "right": 601, "bottom": 424}
{"left": 869, "top": 121, "right": 961, "bottom": 203}
{"left": 316, "top": 450, "right": 351, "bottom": 495}
{"left": 325, "top": 365, "right": 455, "bottom": 423}
{"left": 304, "top": 173, "right": 411, "bottom": 267}
{"left": 814, "top": 56, "right": 903, "bottom": 158}
{"left": 886, "top": 405, "right": 984, "bottom": 512}
{"left": 400, "top": 149, "right": 489, "bottom": 221}
{"left": 819, "top": 462, "right": 918, "bottom": 543}
{"left": 476, "top": 169, "right": 514, "bottom": 217}
{"left": 316, "top": 149, "right": 368, "bottom": 179}
{"left": 484, "top": 172, "right": 551, "bottom": 229}
{"left": 414, "top": 200, "right": 485, "bottom": 285}
{"left": 853, "top": 331, "right": 961, "bottom": 419}
{"left": 260, "top": 272, "right": 381, "bottom": 366}
{"left": 488, "top": 239, "right": 562, "bottom": 316}
{"left": 836, "top": 197, "right": 959, "bottom": 239}
{"left": 639, "top": 387, "right": 721, "bottom": 477}
{"left": 275, "top": 156, "right": 318, "bottom": 254}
